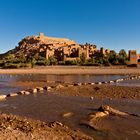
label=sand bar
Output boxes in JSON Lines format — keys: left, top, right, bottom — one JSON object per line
{"left": 0, "top": 66, "right": 140, "bottom": 75}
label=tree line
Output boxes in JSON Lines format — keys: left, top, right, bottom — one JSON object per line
{"left": 0, "top": 49, "right": 130, "bottom": 68}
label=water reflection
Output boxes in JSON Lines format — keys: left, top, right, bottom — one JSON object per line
{"left": 11, "top": 74, "right": 126, "bottom": 83}
{"left": 113, "top": 78, "right": 140, "bottom": 87}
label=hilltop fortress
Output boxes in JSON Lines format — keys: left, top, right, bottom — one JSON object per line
{"left": 11, "top": 33, "right": 110, "bottom": 62}
{"left": 1, "top": 33, "right": 139, "bottom": 65}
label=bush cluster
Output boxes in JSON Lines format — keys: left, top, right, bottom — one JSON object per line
{"left": 0, "top": 49, "right": 131, "bottom": 68}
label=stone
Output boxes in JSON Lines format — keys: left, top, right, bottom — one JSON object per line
{"left": 36, "top": 87, "right": 44, "bottom": 91}
{"left": 66, "top": 84, "right": 73, "bottom": 87}
{"left": 56, "top": 84, "right": 64, "bottom": 89}
{"left": 24, "top": 91, "right": 30, "bottom": 95}
{"left": 87, "top": 83, "right": 92, "bottom": 85}
{"left": 46, "top": 86, "right": 52, "bottom": 91}
{"left": 115, "top": 79, "right": 120, "bottom": 82}
{"left": 73, "top": 83, "right": 79, "bottom": 86}
{"left": 102, "top": 81, "right": 108, "bottom": 84}
{"left": 0, "top": 95, "right": 6, "bottom": 100}
{"left": 98, "top": 105, "right": 129, "bottom": 116}
{"left": 31, "top": 88, "right": 38, "bottom": 93}
{"left": 119, "top": 78, "right": 124, "bottom": 81}
{"left": 62, "top": 112, "right": 74, "bottom": 118}
{"left": 55, "top": 121, "right": 63, "bottom": 126}
{"left": 130, "top": 77, "right": 135, "bottom": 80}
{"left": 7, "top": 93, "right": 18, "bottom": 97}
{"left": 43, "top": 86, "right": 48, "bottom": 90}
{"left": 80, "top": 105, "right": 136, "bottom": 131}
{"left": 97, "top": 82, "right": 102, "bottom": 85}
{"left": 80, "top": 111, "right": 109, "bottom": 131}
{"left": 18, "top": 90, "right": 26, "bottom": 95}
{"left": 90, "top": 97, "right": 94, "bottom": 100}
{"left": 78, "top": 83, "right": 82, "bottom": 86}
{"left": 89, "top": 111, "right": 109, "bottom": 120}
{"left": 18, "top": 90, "right": 30, "bottom": 95}
{"left": 82, "top": 105, "right": 134, "bottom": 131}
{"left": 82, "top": 83, "right": 88, "bottom": 85}
{"left": 90, "top": 83, "right": 95, "bottom": 85}
{"left": 108, "top": 81, "right": 114, "bottom": 83}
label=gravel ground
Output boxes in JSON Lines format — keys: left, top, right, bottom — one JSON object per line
{"left": 52, "top": 84, "right": 140, "bottom": 99}
{"left": 0, "top": 113, "right": 93, "bottom": 140}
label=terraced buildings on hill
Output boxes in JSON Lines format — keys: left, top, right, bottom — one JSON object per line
{"left": 1, "top": 33, "right": 139, "bottom": 65}
{"left": 3, "top": 33, "right": 111, "bottom": 62}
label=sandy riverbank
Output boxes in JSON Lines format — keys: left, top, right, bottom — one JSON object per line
{"left": 1, "top": 83, "right": 140, "bottom": 140}
{"left": 12, "top": 80, "right": 140, "bottom": 100}
{"left": 0, "top": 113, "right": 93, "bottom": 140}
{"left": 0, "top": 66, "right": 140, "bottom": 75}
{"left": 53, "top": 84, "right": 140, "bottom": 100}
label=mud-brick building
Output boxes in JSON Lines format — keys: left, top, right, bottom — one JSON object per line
{"left": 128, "top": 50, "right": 137, "bottom": 64}
{"left": 4, "top": 33, "right": 112, "bottom": 62}
{"left": 15, "top": 33, "right": 100, "bottom": 62}
{"left": 137, "top": 54, "right": 140, "bottom": 63}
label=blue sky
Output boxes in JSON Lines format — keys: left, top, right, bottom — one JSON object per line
{"left": 0, "top": 0, "right": 140, "bottom": 53}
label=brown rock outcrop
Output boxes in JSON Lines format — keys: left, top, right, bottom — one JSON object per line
{"left": 81, "top": 105, "right": 139, "bottom": 131}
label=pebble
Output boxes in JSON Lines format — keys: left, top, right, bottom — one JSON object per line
{"left": 62, "top": 112, "right": 74, "bottom": 118}
{"left": 0, "top": 95, "right": 6, "bottom": 100}
{"left": 31, "top": 88, "right": 38, "bottom": 93}
{"left": 36, "top": 87, "right": 44, "bottom": 91}
{"left": 90, "top": 96, "right": 94, "bottom": 100}
{"left": 7, "top": 93, "right": 18, "bottom": 97}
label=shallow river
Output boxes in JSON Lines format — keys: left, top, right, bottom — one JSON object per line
{"left": 0, "top": 74, "right": 140, "bottom": 95}
{"left": 0, "top": 74, "right": 140, "bottom": 139}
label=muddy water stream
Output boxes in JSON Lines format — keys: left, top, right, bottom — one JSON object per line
{"left": 0, "top": 74, "right": 140, "bottom": 139}
{"left": 1, "top": 74, "right": 139, "bottom": 95}
{"left": 0, "top": 93, "right": 140, "bottom": 140}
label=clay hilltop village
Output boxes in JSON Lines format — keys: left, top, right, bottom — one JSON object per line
{"left": 0, "top": 33, "right": 140, "bottom": 68}
{"left": 0, "top": 33, "right": 140, "bottom": 140}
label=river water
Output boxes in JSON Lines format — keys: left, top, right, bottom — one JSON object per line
{"left": 0, "top": 74, "right": 140, "bottom": 139}
{"left": 0, "top": 74, "right": 140, "bottom": 95}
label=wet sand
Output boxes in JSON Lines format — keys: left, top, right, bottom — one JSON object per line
{"left": 0, "top": 113, "right": 93, "bottom": 140}
{"left": 54, "top": 84, "right": 140, "bottom": 99}
{"left": 10, "top": 80, "right": 140, "bottom": 100}
{"left": 0, "top": 66, "right": 140, "bottom": 75}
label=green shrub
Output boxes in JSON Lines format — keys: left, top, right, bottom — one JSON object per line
{"left": 127, "top": 64, "right": 137, "bottom": 67}
{"left": 3, "top": 63, "right": 20, "bottom": 69}
{"left": 35, "top": 60, "right": 46, "bottom": 66}
{"left": 0, "top": 60, "right": 5, "bottom": 67}
{"left": 19, "top": 63, "right": 30, "bottom": 68}
{"left": 48, "top": 56, "right": 58, "bottom": 65}
{"left": 2, "top": 63, "right": 30, "bottom": 69}
{"left": 65, "top": 60, "right": 78, "bottom": 65}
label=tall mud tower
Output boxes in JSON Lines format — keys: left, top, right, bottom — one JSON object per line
{"left": 129, "top": 50, "right": 137, "bottom": 65}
